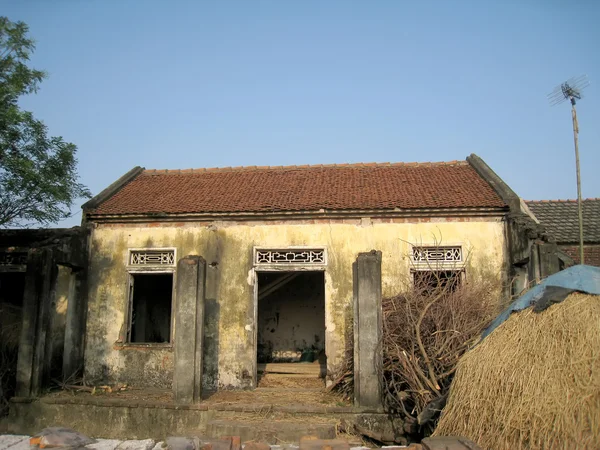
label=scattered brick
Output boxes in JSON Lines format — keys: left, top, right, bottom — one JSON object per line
{"left": 206, "top": 439, "right": 232, "bottom": 450}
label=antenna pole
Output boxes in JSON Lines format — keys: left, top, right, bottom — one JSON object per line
{"left": 571, "top": 99, "right": 585, "bottom": 264}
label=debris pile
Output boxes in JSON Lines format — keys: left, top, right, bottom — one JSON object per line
{"left": 381, "top": 271, "right": 499, "bottom": 435}
{"left": 329, "top": 270, "right": 500, "bottom": 441}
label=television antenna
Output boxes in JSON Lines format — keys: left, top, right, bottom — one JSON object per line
{"left": 548, "top": 75, "right": 589, "bottom": 264}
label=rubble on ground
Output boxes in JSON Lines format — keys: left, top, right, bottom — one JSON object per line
{"left": 0, "top": 432, "right": 480, "bottom": 450}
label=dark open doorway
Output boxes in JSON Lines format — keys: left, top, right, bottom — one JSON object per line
{"left": 256, "top": 271, "right": 326, "bottom": 385}
{"left": 0, "top": 272, "right": 26, "bottom": 416}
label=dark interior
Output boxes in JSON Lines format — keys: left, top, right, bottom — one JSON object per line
{"left": 0, "top": 272, "right": 26, "bottom": 416}
{"left": 130, "top": 273, "right": 173, "bottom": 343}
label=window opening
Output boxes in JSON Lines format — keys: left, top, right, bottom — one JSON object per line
{"left": 128, "top": 273, "right": 173, "bottom": 343}
{"left": 413, "top": 270, "right": 463, "bottom": 294}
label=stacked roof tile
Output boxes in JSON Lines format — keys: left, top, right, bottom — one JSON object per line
{"left": 88, "top": 161, "right": 507, "bottom": 216}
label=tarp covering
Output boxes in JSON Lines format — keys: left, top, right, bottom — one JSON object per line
{"left": 482, "top": 265, "right": 600, "bottom": 339}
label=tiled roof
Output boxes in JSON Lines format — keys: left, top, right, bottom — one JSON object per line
{"left": 88, "top": 160, "right": 507, "bottom": 216}
{"left": 526, "top": 199, "right": 600, "bottom": 244}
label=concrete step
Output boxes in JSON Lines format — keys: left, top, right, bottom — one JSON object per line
{"left": 258, "top": 363, "right": 325, "bottom": 376}
{"left": 205, "top": 419, "right": 336, "bottom": 444}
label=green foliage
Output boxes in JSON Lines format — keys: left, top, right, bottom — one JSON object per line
{"left": 0, "top": 17, "right": 90, "bottom": 227}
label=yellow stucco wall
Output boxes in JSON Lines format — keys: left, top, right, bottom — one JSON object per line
{"left": 84, "top": 216, "right": 507, "bottom": 389}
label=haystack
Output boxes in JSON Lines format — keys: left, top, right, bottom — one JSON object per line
{"left": 434, "top": 292, "right": 600, "bottom": 450}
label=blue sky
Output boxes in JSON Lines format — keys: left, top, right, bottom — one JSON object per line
{"left": 4, "top": 0, "right": 600, "bottom": 227}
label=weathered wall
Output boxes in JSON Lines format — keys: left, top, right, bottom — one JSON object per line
{"left": 84, "top": 216, "right": 507, "bottom": 389}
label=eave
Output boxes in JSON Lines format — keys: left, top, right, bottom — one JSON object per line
{"left": 84, "top": 206, "right": 509, "bottom": 224}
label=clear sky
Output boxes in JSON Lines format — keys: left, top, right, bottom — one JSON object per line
{"left": 4, "top": 0, "right": 600, "bottom": 227}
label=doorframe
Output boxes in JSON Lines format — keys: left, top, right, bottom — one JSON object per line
{"left": 252, "top": 265, "right": 327, "bottom": 388}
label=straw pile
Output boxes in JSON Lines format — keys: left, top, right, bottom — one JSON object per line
{"left": 434, "top": 292, "right": 600, "bottom": 450}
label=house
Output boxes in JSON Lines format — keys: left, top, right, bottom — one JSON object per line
{"left": 8, "top": 154, "right": 564, "bottom": 412}
{"left": 526, "top": 198, "right": 600, "bottom": 267}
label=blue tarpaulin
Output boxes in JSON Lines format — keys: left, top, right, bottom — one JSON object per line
{"left": 481, "top": 265, "right": 600, "bottom": 339}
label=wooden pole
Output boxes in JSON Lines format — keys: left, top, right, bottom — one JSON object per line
{"left": 571, "top": 101, "right": 585, "bottom": 264}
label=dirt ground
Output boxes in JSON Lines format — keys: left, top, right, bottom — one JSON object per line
{"left": 44, "top": 375, "right": 349, "bottom": 407}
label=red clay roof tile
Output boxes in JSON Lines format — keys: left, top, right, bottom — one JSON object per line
{"left": 89, "top": 160, "right": 506, "bottom": 216}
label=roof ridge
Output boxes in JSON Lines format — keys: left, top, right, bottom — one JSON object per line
{"left": 526, "top": 198, "right": 600, "bottom": 203}
{"left": 142, "top": 160, "right": 468, "bottom": 175}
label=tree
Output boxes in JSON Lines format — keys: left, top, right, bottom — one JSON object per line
{"left": 0, "top": 17, "right": 90, "bottom": 227}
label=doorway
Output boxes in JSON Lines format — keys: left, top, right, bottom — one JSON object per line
{"left": 256, "top": 271, "right": 326, "bottom": 385}
{"left": 0, "top": 272, "right": 26, "bottom": 416}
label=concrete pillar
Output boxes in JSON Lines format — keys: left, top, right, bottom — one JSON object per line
{"left": 31, "top": 248, "right": 57, "bottom": 395}
{"left": 539, "top": 242, "right": 560, "bottom": 278}
{"left": 528, "top": 243, "right": 541, "bottom": 285}
{"left": 16, "top": 248, "right": 56, "bottom": 397}
{"left": 173, "top": 255, "right": 206, "bottom": 404}
{"left": 16, "top": 250, "right": 42, "bottom": 397}
{"left": 353, "top": 250, "right": 383, "bottom": 409}
{"left": 63, "top": 267, "right": 87, "bottom": 379}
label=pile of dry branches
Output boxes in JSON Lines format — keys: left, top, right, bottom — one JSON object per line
{"left": 381, "top": 270, "right": 500, "bottom": 434}
{"left": 328, "top": 328, "right": 353, "bottom": 401}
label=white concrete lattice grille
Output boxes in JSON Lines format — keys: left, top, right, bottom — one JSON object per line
{"left": 255, "top": 249, "right": 325, "bottom": 265}
{"left": 412, "top": 246, "right": 462, "bottom": 262}
{"left": 129, "top": 250, "right": 175, "bottom": 266}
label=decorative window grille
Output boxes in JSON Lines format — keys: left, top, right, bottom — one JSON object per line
{"left": 412, "top": 246, "right": 462, "bottom": 263}
{"left": 255, "top": 249, "right": 326, "bottom": 265}
{"left": 0, "top": 252, "right": 27, "bottom": 265}
{"left": 129, "top": 249, "right": 175, "bottom": 266}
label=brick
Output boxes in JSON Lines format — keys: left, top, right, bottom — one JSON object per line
{"left": 207, "top": 440, "right": 232, "bottom": 450}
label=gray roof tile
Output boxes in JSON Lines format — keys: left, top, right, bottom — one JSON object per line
{"left": 526, "top": 199, "right": 600, "bottom": 244}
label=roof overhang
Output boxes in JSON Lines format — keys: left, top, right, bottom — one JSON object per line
{"left": 85, "top": 206, "right": 509, "bottom": 224}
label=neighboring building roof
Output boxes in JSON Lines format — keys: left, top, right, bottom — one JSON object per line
{"left": 85, "top": 159, "right": 507, "bottom": 218}
{"left": 526, "top": 199, "right": 600, "bottom": 244}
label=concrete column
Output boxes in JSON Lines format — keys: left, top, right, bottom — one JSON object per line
{"left": 173, "top": 255, "right": 206, "bottom": 404}
{"left": 353, "top": 250, "right": 383, "bottom": 409}
{"left": 539, "top": 242, "right": 560, "bottom": 278}
{"left": 528, "top": 243, "right": 541, "bottom": 285}
{"left": 16, "top": 250, "right": 43, "bottom": 397}
{"left": 16, "top": 248, "right": 56, "bottom": 397}
{"left": 31, "top": 248, "right": 57, "bottom": 395}
{"left": 63, "top": 267, "right": 87, "bottom": 379}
